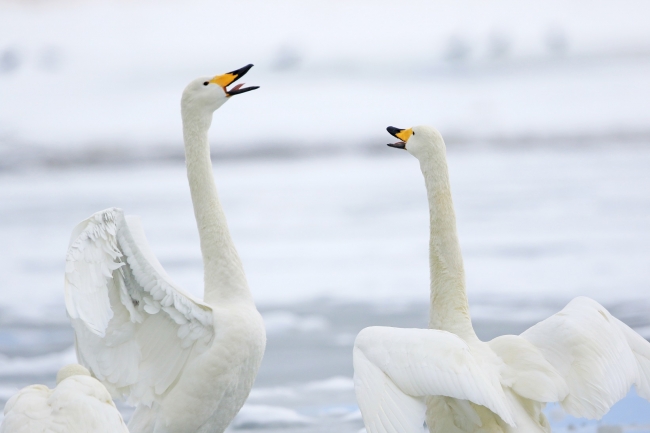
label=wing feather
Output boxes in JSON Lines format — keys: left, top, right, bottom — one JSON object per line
{"left": 353, "top": 326, "right": 515, "bottom": 432}
{"left": 521, "top": 296, "right": 650, "bottom": 419}
{"left": 64, "top": 208, "right": 214, "bottom": 406}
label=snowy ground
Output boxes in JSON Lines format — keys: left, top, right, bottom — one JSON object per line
{"left": 1, "top": 147, "right": 649, "bottom": 430}
{"left": 3, "top": 147, "right": 650, "bottom": 320}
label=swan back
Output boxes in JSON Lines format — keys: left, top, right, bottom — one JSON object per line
{"left": 56, "top": 364, "right": 91, "bottom": 385}
{"left": 1, "top": 365, "right": 128, "bottom": 433}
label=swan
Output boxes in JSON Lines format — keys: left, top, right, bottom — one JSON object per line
{"left": 353, "top": 125, "right": 650, "bottom": 432}
{"left": 0, "top": 364, "right": 129, "bottom": 433}
{"left": 63, "top": 65, "right": 266, "bottom": 433}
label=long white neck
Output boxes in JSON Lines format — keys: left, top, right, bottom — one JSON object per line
{"left": 181, "top": 108, "right": 252, "bottom": 305}
{"left": 417, "top": 142, "right": 476, "bottom": 341}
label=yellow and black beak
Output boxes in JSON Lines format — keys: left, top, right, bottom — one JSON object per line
{"left": 209, "top": 64, "right": 259, "bottom": 96}
{"left": 386, "top": 126, "right": 413, "bottom": 149}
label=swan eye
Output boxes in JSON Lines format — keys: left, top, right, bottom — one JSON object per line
{"left": 412, "top": 131, "right": 415, "bottom": 135}
{"left": 203, "top": 82, "right": 209, "bottom": 86}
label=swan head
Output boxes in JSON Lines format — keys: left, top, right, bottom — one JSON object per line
{"left": 181, "top": 64, "right": 259, "bottom": 115}
{"left": 386, "top": 125, "right": 445, "bottom": 158}
{"left": 56, "top": 364, "right": 91, "bottom": 384}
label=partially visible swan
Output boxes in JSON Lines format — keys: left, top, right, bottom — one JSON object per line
{"left": 64, "top": 65, "right": 266, "bottom": 433}
{"left": 0, "top": 364, "right": 128, "bottom": 433}
{"left": 353, "top": 125, "right": 650, "bottom": 432}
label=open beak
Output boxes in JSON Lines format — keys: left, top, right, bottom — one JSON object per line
{"left": 209, "top": 64, "right": 260, "bottom": 96}
{"left": 386, "top": 126, "right": 413, "bottom": 149}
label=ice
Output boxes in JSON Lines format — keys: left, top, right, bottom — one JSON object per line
{"left": 0, "top": 346, "right": 76, "bottom": 377}
{"left": 1, "top": 146, "right": 649, "bottom": 430}
{"left": 343, "top": 410, "right": 363, "bottom": 421}
{"left": 249, "top": 376, "right": 354, "bottom": 401}
{"left": 248, "top": 386, "right": 298, "bottom": 401}
{"left": 0, "top": 386, "right": 20, "bottom": 402}
{"left": 302, "top": 377, "right": 355, "bottom": 392}
{"left": 262, "top": 311, "right": 329, "bottom": 336}
{"left": 231, "top": 404, "right": 313, "bottom": 429}
{"left": 2, "top": 148, "right": 649, "bottom": 319}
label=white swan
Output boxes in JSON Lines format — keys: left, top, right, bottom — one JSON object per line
{"left": 0, "top": 364, "right": 129, "bottom": 433}
{"left": 63, "top": 65, "right": 266, "bottom": 433}
{"left": 353, "top": 125, "right": 650, "bottom": 432}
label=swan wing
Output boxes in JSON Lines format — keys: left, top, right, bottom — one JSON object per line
{"left": 520, "top": 296, "right": 650, "bottom": 419}
{"left": 488, "top": 334, "right": 569, "bottom": 403}
{"left": 0, "top": 377, "right": 128, "bottom": 433}
{"left": 64, "top": 208, "right": 214, "bottom": 406}
{"left": 353, "top": 326, "right": 515, "bottom": 432}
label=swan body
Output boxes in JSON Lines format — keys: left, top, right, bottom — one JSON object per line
{"left": 0, "top": 364, "right": 129, "bottom": 433}
{"left": 64, "top": 65, "right": 265, "bottom": 433}
{"left": 353, "top": 125, "right": 650, "bottom": 432}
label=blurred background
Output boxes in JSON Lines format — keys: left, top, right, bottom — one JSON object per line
{"left": 1, "top": 0, "right": 650, "bottom": 431}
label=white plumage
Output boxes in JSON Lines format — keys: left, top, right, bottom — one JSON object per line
{"left": 66, "top": 209, "right": 215, "bottom": 405}
{"left": 64, "top": 65, "right": 265, "bottom": 433}
{"left": 353, "top": 125, "right": 650, "bottom": 432}
{"left": 0, "top": 364, "right": 128, "bottom": 433}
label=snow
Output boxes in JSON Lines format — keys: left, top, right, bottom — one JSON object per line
{"left": 262, "top": 311, "right": 329, "bottom": 335}
{"left": 0, "top": 347, "right": 76, "bottom": 377}
{"left": 248, "top": 377, "right": 354, "bottom": 401}
{"left": 302, "top": 377, "right": 355, "bottom": 392}
{"left": 2, "top": 147, "right": 649, "bottom": 321}
{"left": 230, "top": 404, "right": 313, "bottom": 429}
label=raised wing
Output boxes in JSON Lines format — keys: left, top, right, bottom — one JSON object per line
{"left": 520, "top": 296, "right": 650, "bottom": 419}
{"left": 1, "top": 376, "right": 128, "bottom": 433}
{"left": 353, "top": 326, "right": 515, "bottom": 433}
{"left": 64, "top": 208, "right": 214, "bottom": 406}
{"left": 488, "top": 334, "right": 569, "bottom": 404}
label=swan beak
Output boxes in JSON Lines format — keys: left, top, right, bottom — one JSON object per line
{"left": 386, "top": 126, "right": 412, "bottom": 149}
{"left": 209, "top": 64, "right": 260, "bottom": 96}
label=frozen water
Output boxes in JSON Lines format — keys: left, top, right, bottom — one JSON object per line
{"left": 1, "top": 148, "right": 649, "bottom": 317}
{"left": 263, "top": 311, "right": 330, "bottom": 336}
{"left": 1, "top": 148, "right": 649, "bottom": 430}
{"left": 231, "top": 405, "right": 314, "bottom": 429}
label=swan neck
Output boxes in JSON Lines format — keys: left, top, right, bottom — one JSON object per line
{"left": 182, "top": 110, "right": 251, "bottom": 304}
{"left": 419, "top": 147, "right": 476, "bottom": 341}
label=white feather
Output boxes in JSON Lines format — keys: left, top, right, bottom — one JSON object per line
{"left": 65, "top": 208, "right": 214, "bottom": 407}
{"left": 521, "top": 296, "right": 650, "bottom": 419}
{"left": 353, "top": 125, "right": 650, "bottom": 432}
{"left": 62, "top": 71, "right": 266, "bottom": 433}
{"left": 0, "top": 366, "right": 128, "bottom": 433}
